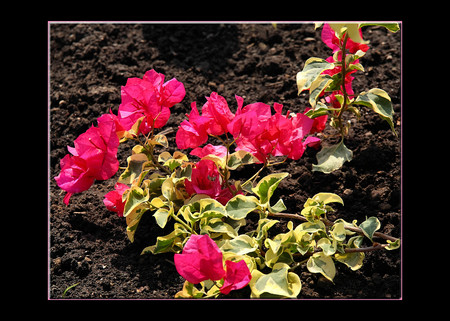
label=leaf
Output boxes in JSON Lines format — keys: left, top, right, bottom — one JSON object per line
{"left": 309, "top": 74, "right": 333, "bottom": 108}
{"left": 329, "top": 23, "right": 369, "bottom": 44}
{"left": 297, "top": 57, "right": 335, "bottom": 94}
{"left": 312, "top": 140, "right": 353, "bottom": 174}
{"left": 307, "top": 252, "right": 336, "bottom": 282}
{"left": 359, "top": 22, "right": 400, "bottom": 33}
{"left": 220, "top": 234, "right": 259, "bottom": 256}
{"left": 331, "top": 222, "right": 346, "bottom": 242}
{"left": 149, "top": 134, "right": 168, "bottom": 148}
{"left": 153, "top": 206, "right": 173, "bottom": 229}
{"left": 353, "top": 88, "right": 396, "bottom": 136}
{"left": 143, "top": 223, "right": 189, "bottom": 254}
{"left": 252, "top": 173, "right": 289, "bottom": 205}
{"left": 225, "top": 195, "right": 260, "bottom": 220}
{"left": 118, "top": 153, "right": 150, "bottom": 184}
{"left": 227, "top": 150, "right": 258, "bottom": 170}
{"left": 386, "top": 239, "right": 401, "bottom": 250}
{"left": 123, "top": 186, "right": 149, "bottom": 218}
{"left": 359, "top": 217, "right": 381, "bottom": 242}
{"left": 312, "top": 193, "right": 344, "bottom": 206}
{"left": 175, "top": 281, "right": 205, "bottom": 299}
{"left": 249, "top": 263, "right": 301, "bottom": 298}
{"left": 334, "top": 235, "right": 365, "bottom": 270}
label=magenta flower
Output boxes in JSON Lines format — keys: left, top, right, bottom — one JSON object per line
{"left": 190, "top": 144, "right": 228, "bottom": 159}
{"left": 54, "top": 120, "right": 120, "bottom": 205}
{"left": 220, "top": 260, "right": 252, "bottom": 295}
{"left": 176, "top": 102, "right": 211, "bottom": 149}
{"left": 304, "top": 107, "right": 328, "bottom": 134}
{"left": 103, "top": 182, "right": 129, "bottom": 217}
{"left": 54, "top": 155, "right": 96, "bottom": 205}
{"left": 184, "top": 159, "right": 222, "bottom": 199}
{"left": 174, "top": 234, "right": 251, "bottom": 295}
{"left": 174, "top": 234, "right": 226, "bottom": 284}
{"left": 321, "top": 23, "right": 369, "bottom": 54}
{"left": 228, "top": 101, "right": 315, "bottom": 163}
{"left": 201, "top": 92, "right": 236, "bottom": 136}
{"left": 118, "top": 69, "right": 185, "bottom": 134}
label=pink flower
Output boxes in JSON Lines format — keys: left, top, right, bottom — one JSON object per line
{"left": 176, "top": 102, "right": 211, "bottom": 149}
{"left": 118, "top": 69, "right": 185, "bottom": 134}
{"left": 184, "top": 159, "right": 222, "bottom": 198}
{"left": 174, "top": 234, "right": 225, "bottom": 284}
{"left": 321, "top": 23, "right": 369, "bottom": 54}
{"left": 67, "top": 122, "right": 119, "bottom": 181}
{"left": 304, "top": 107, "right": 328, "bottom": 134}
{"left": 54, "top": 155, "right": 96, "bottom": 205}
{"left": 174, "top": 234, "right": 251, "bottom": 294}
{"left": 220, "top": 260, "right": 252, "bottom": 295}
{"left": 54, "top": 120, "right": 120, "bottom": 205}
{"left": 201, "top": 92, "right": 236, "bottom": 136}
{"left": 103, "top": 182, "right": 129, "bottom": 217}
{"left": 184, "top": 159, "right": 241, "bottom": 205}
{"left": 228, "top": 101, "right": 315, "bottom": 163}
{"left": 190, "top": 144, "right": 228, "bottom": 159}
{"left": 97, "top": 109, "right": 126, "bottom": 139}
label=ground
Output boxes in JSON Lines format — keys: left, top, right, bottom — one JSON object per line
{"left": 49, "top": 22, "right": 401, "bottom": 299}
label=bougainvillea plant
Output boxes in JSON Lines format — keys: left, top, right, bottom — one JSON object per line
{"left": 54, "top": 22, "right": 400, "bottom": 299}
{"left": 296, "top": 22, "right": 400, "bottom": 173}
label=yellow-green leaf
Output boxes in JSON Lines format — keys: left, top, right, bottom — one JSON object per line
{"left": 297, "top": 58, "right": 334, "bottom": 94}
{"left": 307, "top": 252, "right": 336, "bottom": 282}
{"left": 354, "top": 88, "right": 396, "bottom": 136}
{"left": 249, "top": 263, "right": 301, "bottom": 298}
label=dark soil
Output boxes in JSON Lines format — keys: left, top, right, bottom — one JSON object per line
{"left": 49, "top": 22, "right": 401, "bottom": 299}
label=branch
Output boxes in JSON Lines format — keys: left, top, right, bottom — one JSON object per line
{"left": 267, "top": 212, "right": 399, "bottom": 242}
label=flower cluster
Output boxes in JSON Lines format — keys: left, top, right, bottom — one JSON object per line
{"left": 118, "top": 69, "right": 185, "bottom": 134}
{"left": 176, "top": 92, "right": 322, "bottom": 164}
{"left": 54, "top": 117, "right": 120, "bottom": 205}
{"left": 174, "top": 234, "right": 251, "bottom": 295}
{"left": 55, "top": 69, "right": 185, "bottom": 205}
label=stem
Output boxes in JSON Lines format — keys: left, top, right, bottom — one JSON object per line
{"left": 336, "top": 33, "right": 350, "bottom": 138}
{"left": 241, "top": 163, "right": 267, "bottom": 189}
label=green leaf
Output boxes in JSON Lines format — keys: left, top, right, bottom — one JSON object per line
{"left": 249, "top": 263, "right": 301, "bottom": 298}
{"left": 335, "top": 235, "right": 365, "bottom": 270}
{"left": 225, "top": 195, "right": 259, "bottom": 220}
{"left": 359, "top": 22, "right": 400, "bottom": 33}
{"left": 312, "top": 140, "right": 353, "bottom": 174}
{"left": 200, "top": 218, "right": 237, "bottom": 239}
{"left": 331, "top": 222, "right": 346, "bottom": 242}
{"left": 220, "top": 234, "right": 259, "bottom": 256}
{"left": 297, "top": 58, "right": 335, "bottom": 94}
{"left": 143, "top": 223, "right": 189, "bottom": 254}
{"left": 311, "top": 192, "right": 344, "bottom": 206}
{"left": 317, "top": 238, "right": 337, "bottom": 256}
{"left": 309, "top": 74, "right": 333, "bottom": 108}
{"left": 227, "top": 150, "right": 258, "bottom": 170}
{"left": 123, "top": 186, "right": 149, "bottom": 218}
{"left": 118, "top": 153, "right": 150, "bottom": 185}
{"left": 252, "top": 173, "right": 289, "bottom": 205}
{"left": 307, "top": 252, "right": 336, "bottom": 282}
{"left": 353, "top": 88, "right": 396, "bottom": 136}
{"left": 153, "top": 206, "right": 173, "bottom": 229}
{"left": 386, "top": 239, "right": 401, "bottom": 250}
{"left": 359, "top": 217, "right": 381, "bottom": 242}
{"left": 255, "top": 218, "right": 279, "bottom": 245}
